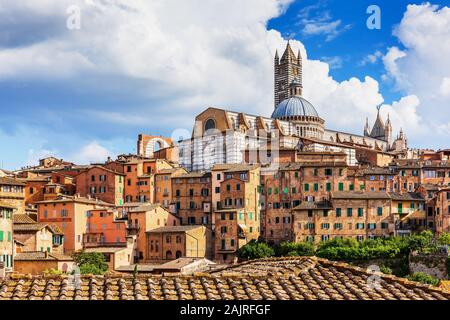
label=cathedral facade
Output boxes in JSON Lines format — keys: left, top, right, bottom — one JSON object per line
{"left": 177, "top": 42, "right": 409, "bottom": 172}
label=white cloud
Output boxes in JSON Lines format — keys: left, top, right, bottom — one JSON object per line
{"left": 360, "top": 50, "right": 383, "bottom": 66}
{"left": 26, "top": 148, "right": 59, "bottom": 167}
{"left": 72, "top": 141, "right": 111, "bottom": 164}
{"left": 0, "top": 0, "right": 446, "bottom": 169}
{"left": 440, "top": 77, "right": 450, "bottom": 97}
{"left": 320, "top": 56, "right": 343, "bottom": 69}
{"left": 381, "top": 3, "right": 450, "bottom": 147}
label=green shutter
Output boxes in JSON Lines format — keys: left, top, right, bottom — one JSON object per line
{"left": 338, "top": 183, "right": 344, "bottom": 191}
{"left": 0, "top": 231, "right": 3, "bottom": 242}
{"left": 314, "top": 183, "right": 318, "bottom": 191}
{"left": 349, "top": 184, "right": 354, "bottom": 191}
{"left": 336, "top": 208, "right": 341, "bottom": 217}
{"left": 7, "top": 232, "right": 11, "bottom": 242}
{"left": 304, "top": 184, "right": 309, "bottom": 191}
{"left": 326, "top": 183, "right": 331, "bottom": 191}
{"left": 283, "top": 187, "right": 289, "bottom": 194}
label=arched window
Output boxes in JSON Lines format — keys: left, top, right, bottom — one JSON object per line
{"left": 166, "top": 250, "right": 172, "bottom": 260}
{"left": 204, "top": 119, "right": 216, "bottom": 132}
{"left": 176, "top": 250, "right": 182, "bottom": 259}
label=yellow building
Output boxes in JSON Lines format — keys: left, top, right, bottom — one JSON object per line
{"left": 0, "top": 202, "right": 15, "bottom": 272}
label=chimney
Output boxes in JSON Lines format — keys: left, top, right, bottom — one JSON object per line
{"left": 44, "top": 251, "right": 49, "bottom": 259}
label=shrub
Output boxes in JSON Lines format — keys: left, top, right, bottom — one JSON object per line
{"left": 379, "top": 265, "right": 393, "bottom": 275}
{"left": 72, "top": 251, "right": 108, "bottom": 275}
{"left": 276, "top": 241, "right": 315, "bottom": 257}
{"left": 407, "top": 272, "right": 439, "bottom": 286}
{"left": 237, "top": 240, "right": 275, "bottom": 260}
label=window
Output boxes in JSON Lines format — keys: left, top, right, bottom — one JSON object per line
{"left": 236, "top": 184, "right": 241, "bottom": 191}
{"left": 347, "top": 208, "right": 353, "bottom": 217}
{"left": 91, "top": 175, "right": 95, "bottom": 182}
{"left": 377, "top": 207, "right": 383, "bottom": 216}
{"left": 274, "top": 188, "right": 279, "bottom": 194}
{"left": 323, "top": 210, "right": 328, "bottom": 217}
{"left": 127, "top": 166, "right": 132, "bottom": 173}
{"left": 358, "top": 208, "right": 364, "bottom": 217}
{"left": 334, "top": 223, "right": 343, "bottom": 230}
{"left": 308, "top": 210, "right": 313, "bottom": 217}
{"left": 321, "top": 223, "right": 330, "bottom": 230}
{"left": 338, "top": 183, "right": 344, "bottom": 191}
{"left": 268, "top": 188, "right": 272, "bottom": 195}
{"left": 304, "top": 184, "right": 309, "bottom": 192}
{"left": 336, "top": 208, "right": 341, "bottom": 217}
{"left": 205, "top": 119, "right": 216, "bottom": 131}
{"left": 381, "top": 222, "right": 388, "bottom": 229}
{"left": 226, "top": 185, "right": 231, "bottom": 192}
{"left": 220, "top": 226, "right": 228, "bottom": 234}
{"left": 326, "top": 183, "right": 331, "bottom": 192}
{"left": 305, "top": 223, "right": 315, "bottom": 230}
{"left": 217, "top": 174, "right": 221, "bottom": 180}
{"left": 368, "top": 223, "right": 377, "bottom": 230}
{"left": 356, "top": 223, "right": 365, "bottom": 230}
{"left": 313, "top": 169, "right": 318, "bottom": 176}
{"left": 349, "top": 184, "right": 354, "bottom": 191}
{"left": 230, "top": 239, "right": 235, "bottom": 247}
{"left": 325, "top": 168, "right": 332, "bottom": 176}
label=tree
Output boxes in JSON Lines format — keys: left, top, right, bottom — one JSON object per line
{"left": 237, "top": 240, "right": 275, "bottom": 260}
{"left": 72, "top": 251, "right": 109, "bottom": 275}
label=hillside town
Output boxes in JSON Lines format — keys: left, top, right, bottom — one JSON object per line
{"left": 0, "top": 43, "right": 450, "bottom": 299}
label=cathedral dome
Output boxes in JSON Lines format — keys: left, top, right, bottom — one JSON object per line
{"left": 271, "top": 96, "right": 319, "bottom": 119}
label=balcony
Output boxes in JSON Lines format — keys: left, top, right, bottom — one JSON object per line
{"left": 126, "top": 222, "right": 141, "bottom": 235}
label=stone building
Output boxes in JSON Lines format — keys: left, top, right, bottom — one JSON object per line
{"left": 0, "top": 177, "right": 25, "bottom": 215}
{"left": 126, "top": 203, "right": 179, "bottom": 262}
{"left": 146, "top": 225, "right": 208, "bottom": 262}
{"left": 13, "top": 214, "right": 64, "bottom": 254}
{"left": 434, "top": 187, "right": 450, "bottom": 235}
{"left": 171, "top": 172, "right": 212, "bottom": 226}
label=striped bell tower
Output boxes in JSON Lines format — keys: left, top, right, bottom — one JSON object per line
{"left": 274, "top": 41, "right": 303, "bottom": 108}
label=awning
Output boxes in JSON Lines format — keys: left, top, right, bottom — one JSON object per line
{"left": 400, "top": 210, "right": 426, "bottom": 222}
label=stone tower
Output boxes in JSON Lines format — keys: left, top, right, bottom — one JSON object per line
{"left": 274, "top": 41, "right": 302, "bottom": 108}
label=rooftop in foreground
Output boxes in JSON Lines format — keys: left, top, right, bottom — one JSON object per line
{"left": 1, "top": 257, "right": 449, "bottom": 300}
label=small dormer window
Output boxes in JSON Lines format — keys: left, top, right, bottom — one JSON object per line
{"left": 205, "top": 119, "right": 216, "bottom": 132}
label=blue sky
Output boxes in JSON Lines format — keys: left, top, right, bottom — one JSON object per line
{"left": 0, "top": 0, "right": 449, "bottom": 170}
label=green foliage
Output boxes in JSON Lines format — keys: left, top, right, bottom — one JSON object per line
{"left": 315, "top": 237, "right": 402, "bottom": 261}
{"left": 407, "top": 272, "right": 439, "bottom": 286}
{"left": 72, "top": 251, "right": 108, "bottom": 275}
{"left": 407, "top": 231, "right": 436, "bottom": 253}
{"left": 379, "top": 265, "right": 393, "bottom": 275}
{"left": 437, "top": 233, "right": 450, "bottom": 246}
{"left": 43, "top": 268, "right": 63, "bottom": 275}
{"left": 237, "top": 240, "right": 275, "bottom": 260}
{"left": 276, "top": 241, "right": 315, "bottom": 257}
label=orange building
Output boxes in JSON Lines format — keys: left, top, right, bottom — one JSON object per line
{"left": 83, "top": 208, "right": 127, "bottom": 248}
{"left": 36, "top": 196, "right": 114, "bottom": 254}
{"left": 75, "top": 166, "right": 125, "bottom": 206}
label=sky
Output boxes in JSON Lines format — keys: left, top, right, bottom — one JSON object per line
{"left": 0, "top": 0, "right": 449, "bottom": 170}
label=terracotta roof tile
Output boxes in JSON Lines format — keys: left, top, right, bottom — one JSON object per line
{"left": 1, "top": 257, "right": 449, "bottom": 300}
